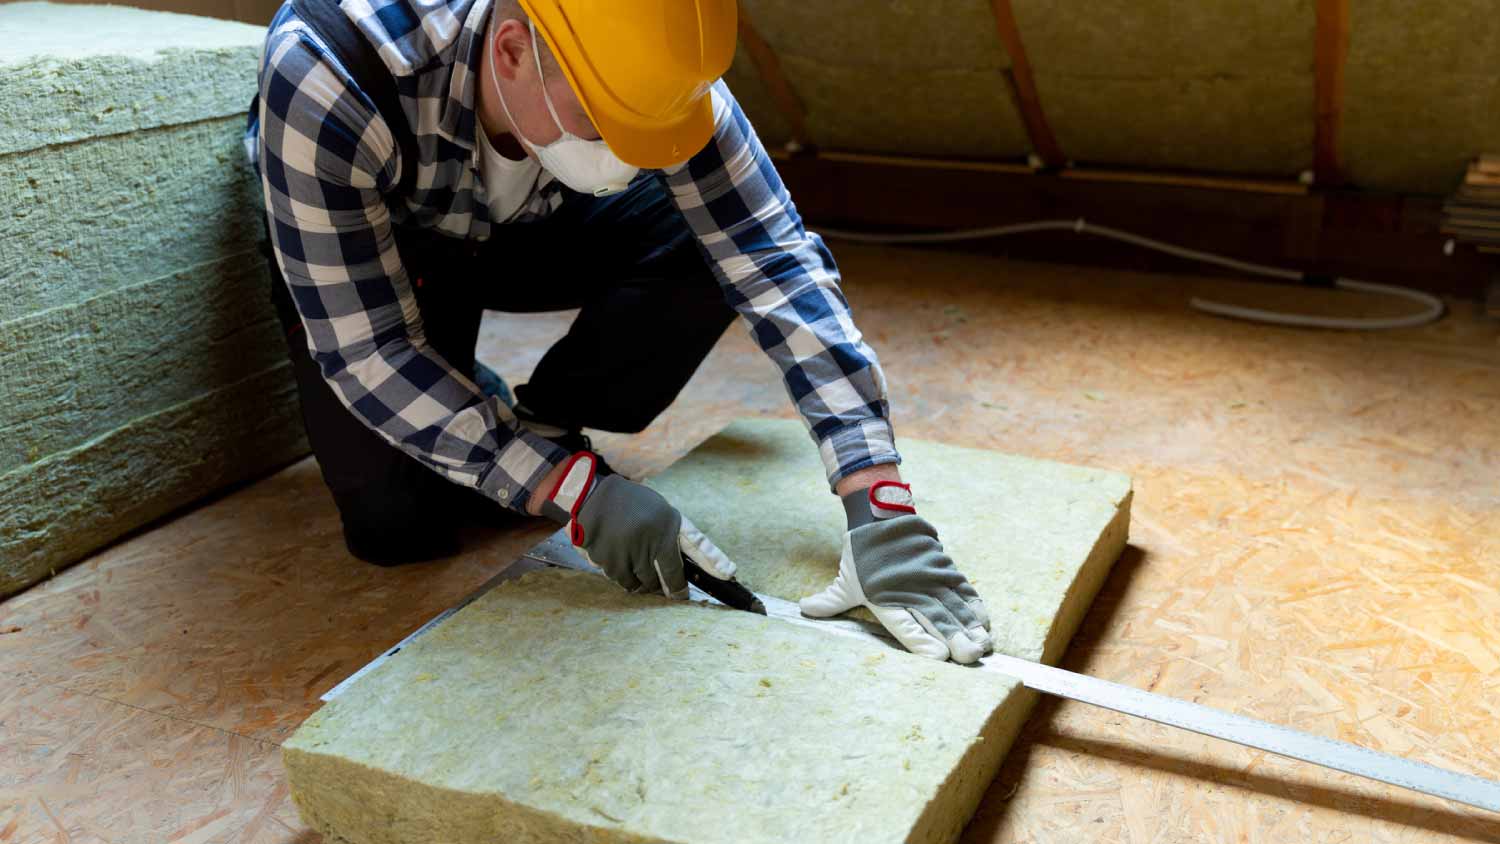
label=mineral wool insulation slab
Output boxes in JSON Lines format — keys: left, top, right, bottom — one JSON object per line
{"left": 0, "top": 364, "right": 306, "bottom": 595}
{"left": 0, "top": 3, "right": 304, "bottom": 597}
{"left": 1342, "top": 0, "right": 1500, "bottom": 194}
{"left": 651, "top": 419, "right": 1132, "bottom": 664}
{"left": 285, "top": 420, "right": 1131, "bottom": 843}
{"left": 0, "top": 118, "right": 265, "bottom": 321}
{"left": 1012, "top": 0, "right": 1315, "bottom": 177}
{"left": 287, "top": 569, "right": 1023, "bottom": 844}
{"left": 0, "top": 2, "right": 263, "bottom": 155}
{"left": 0, "top": 258, "right": 284, "bottom": 476}
{"left": 0, "top": 2, "right": 267, "bottom": 320}
{"left": 737, "top": 0, "right": 1031, "bottom": 158}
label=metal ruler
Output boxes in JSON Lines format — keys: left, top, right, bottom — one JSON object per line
{"left": 324, "top": 530, "right": 1500, "bottom": 815}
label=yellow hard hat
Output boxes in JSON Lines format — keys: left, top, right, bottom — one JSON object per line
{"left": 518, "top": 0, "right": 737, "bottom": 169}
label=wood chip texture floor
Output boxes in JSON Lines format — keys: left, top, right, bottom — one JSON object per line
{"left": 3, "top": 245, "right": 1497, "bottom": 843}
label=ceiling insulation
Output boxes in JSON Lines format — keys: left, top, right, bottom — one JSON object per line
{"left": 726, "top": 0, "right": 1498, "bottom": 194}
{"left": 737, "top": 0, "right": 1031, "bottom": 159}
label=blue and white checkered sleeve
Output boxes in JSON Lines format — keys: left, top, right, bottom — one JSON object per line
{"left": 659, "top": 81, "right": 899, "bottom": 489}
{"left": 255, "top": 28, "right": 565, "bottom": 511}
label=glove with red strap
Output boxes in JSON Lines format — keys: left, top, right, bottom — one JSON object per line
{"left": 541, "top": 452, "right": 738, "bottom": 598}
{"left": 800, "top": 481, "right": 993, "bottom": 663}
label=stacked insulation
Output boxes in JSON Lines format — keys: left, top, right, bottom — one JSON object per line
{"left": 0, "top": 3, "right": 306, "bottom": 597}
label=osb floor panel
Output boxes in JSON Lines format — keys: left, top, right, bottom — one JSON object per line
{"left": 2, "top": 244, "right": 1498, "bottom": 843}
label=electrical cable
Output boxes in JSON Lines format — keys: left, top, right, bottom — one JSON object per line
{"left": 817, "top": 218, "right": 1446, "bottom": 330}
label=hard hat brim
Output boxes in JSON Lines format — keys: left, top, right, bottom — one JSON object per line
{"left": 588, "top": 91, "right": 716, "bottom": 170}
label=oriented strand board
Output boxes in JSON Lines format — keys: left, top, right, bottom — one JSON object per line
{"left": 0, "top": 116, "right": 263, "bottom": 322}
{"left": 1012, "top": 0, "right": 1315, "bottom": 176}
{"left": 0, "top": 364, "right": 306, "bottom": 597}
{"left": 737, "top": 0, "right": 1031, "bottom": 158}
{"left": 5, "top": 248, "right": 1496, "bottom": 843}
{"left": 649, "top": 418, "right": 1132, "bottom": 663}
{"left": 0, "top": 2, "right": 263, "bottom": 156}
{"left": 285, "top": 568, "right": 1027, "bottom": 844}
{"left": 1342, "top": 0, "right": 1500, "bottom": 194}
{"left": 2, "top": 681, "right": 298, "bottom": 840}
{"left": 0, "top": 256, "right": 282, "bottom": 475}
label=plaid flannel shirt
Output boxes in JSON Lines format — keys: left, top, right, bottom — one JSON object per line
{"left": 247, "top": 0, "right": 897, "bottom": 513}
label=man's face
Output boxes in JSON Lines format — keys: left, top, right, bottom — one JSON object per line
{"left": 490, "top": 17, "right": 602, "bottom": 149}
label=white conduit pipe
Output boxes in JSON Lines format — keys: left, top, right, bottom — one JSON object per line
{"left": 817, "top": 218, "right": 1446, "bottom": 331}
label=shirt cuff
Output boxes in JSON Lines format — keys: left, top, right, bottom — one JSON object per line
{"left": 816, "top": 417, "right": 901, "bottom": 492}
{"left": 479, "top": 430, "right": 570, "bottom": 513}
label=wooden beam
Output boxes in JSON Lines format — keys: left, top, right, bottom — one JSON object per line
{"left": 987, "top": 0, "right": 1066, "bottom": 169}
{"left": 1060, "top": 166, "right": 1308, "bottom": 197}
{"left": 772, "top": 148, "right": 1306, "bottom": 195}
{"left": 1314, "top": 0, "right": 1350, "bottom": 186}
{"left": 736, "top": 11, "right": 812, "bottom": 150}
{"left": 769, "top": 153, "right": 1491, "bottom": 299}
{"left": 803, "top": 150, "right": 1036, "bottom": 176}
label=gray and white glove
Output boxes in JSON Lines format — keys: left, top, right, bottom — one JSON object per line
{"left": 543, "top": 452, "right": 737, "bottom": 598}
{"left": 800, "top": 482, "right": 993, "bottom": 663}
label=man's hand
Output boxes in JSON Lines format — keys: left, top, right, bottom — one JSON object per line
{"left": 801, "top": 479, "right": 993, "bottom": 663}
{"left": 540, "top": 453, "right": 737, "bottom": 597}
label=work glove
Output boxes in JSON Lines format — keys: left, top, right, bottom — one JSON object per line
{"left": 800, "top": 481, "right": 993, "bottom": 663}
{"left": 542, "top": 452, "right": 737, "bottom": 598}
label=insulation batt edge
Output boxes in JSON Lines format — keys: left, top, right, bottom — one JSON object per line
{"left": 0, "top": 364, "right": 307, "bottom": 597}
{"left": 283, "top": 420, "right": 1132, "bottom": 843}
{"left": 0, "top": 116, "right": 263, "bottom": 322}
{"left": 0, "top": 256, "right": 283, "bottom": 475}
{"left": 0, "top": 2, "right": 264, "bottom": 156}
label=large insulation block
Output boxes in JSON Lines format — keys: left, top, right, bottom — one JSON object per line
{"left": 650, "top": 418, "right": 1132, "bottom": 664}
{"left": 0, "top": 3, "right": 305, "bottom": 596}
{"left": 0, "top": 365, "right": 306, "bottom": 595}
{"left": 0, "top": 2, "right": 263, "bottom": 155}
{"left": 738, "top": 0, "right": 1031, "bottom": 158}
{"left": 285, "top": 568, "right": 1025, "bottom": 844}
{"left": 0, "top": 118, "right": 264, "bottom": 322}
{"left": 284, "top": 421, "right": 1130, "bottom": 842}
{"left": 1343, "top": 0, "right": 1500, "bottom": 194}
{"left": 1012, "top": 0, "right": 1315, "bottom": 177}
{"left": 0, "top": 258, "right": 284, "bottom": 475}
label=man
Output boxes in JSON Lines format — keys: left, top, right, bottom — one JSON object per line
{"left": 249, "top": 0, "right": 993, "bottom": 663}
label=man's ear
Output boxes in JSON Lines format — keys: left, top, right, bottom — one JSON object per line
{"left": 490, "top": 17, "right": 531, "bottom": 82}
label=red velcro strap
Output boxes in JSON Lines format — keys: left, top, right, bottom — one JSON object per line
{"left": 546, "top": 452, "right": 597, "bottom": 545}
{"left": 868, "top": 480, "right": 916, "bottom": 514}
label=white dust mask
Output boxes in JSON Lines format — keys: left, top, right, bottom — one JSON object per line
{"left": 491, "top": 21, "right": 639, "bottom": 196}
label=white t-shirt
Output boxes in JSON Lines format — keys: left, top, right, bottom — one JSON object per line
{"left": 476, "top": 128, "right": 542, "bottom": 223}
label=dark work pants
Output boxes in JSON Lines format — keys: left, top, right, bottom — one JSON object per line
{"left": 264, "top": 176, "right": 737, "bottom": 563}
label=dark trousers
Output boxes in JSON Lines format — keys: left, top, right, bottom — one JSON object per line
{"left": 264, "top": 176, "right": 736, "bottom": 562}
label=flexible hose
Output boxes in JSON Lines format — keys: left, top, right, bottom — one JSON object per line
{"left": 817, "top": 218, "right": 1446, "bottom": 330}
